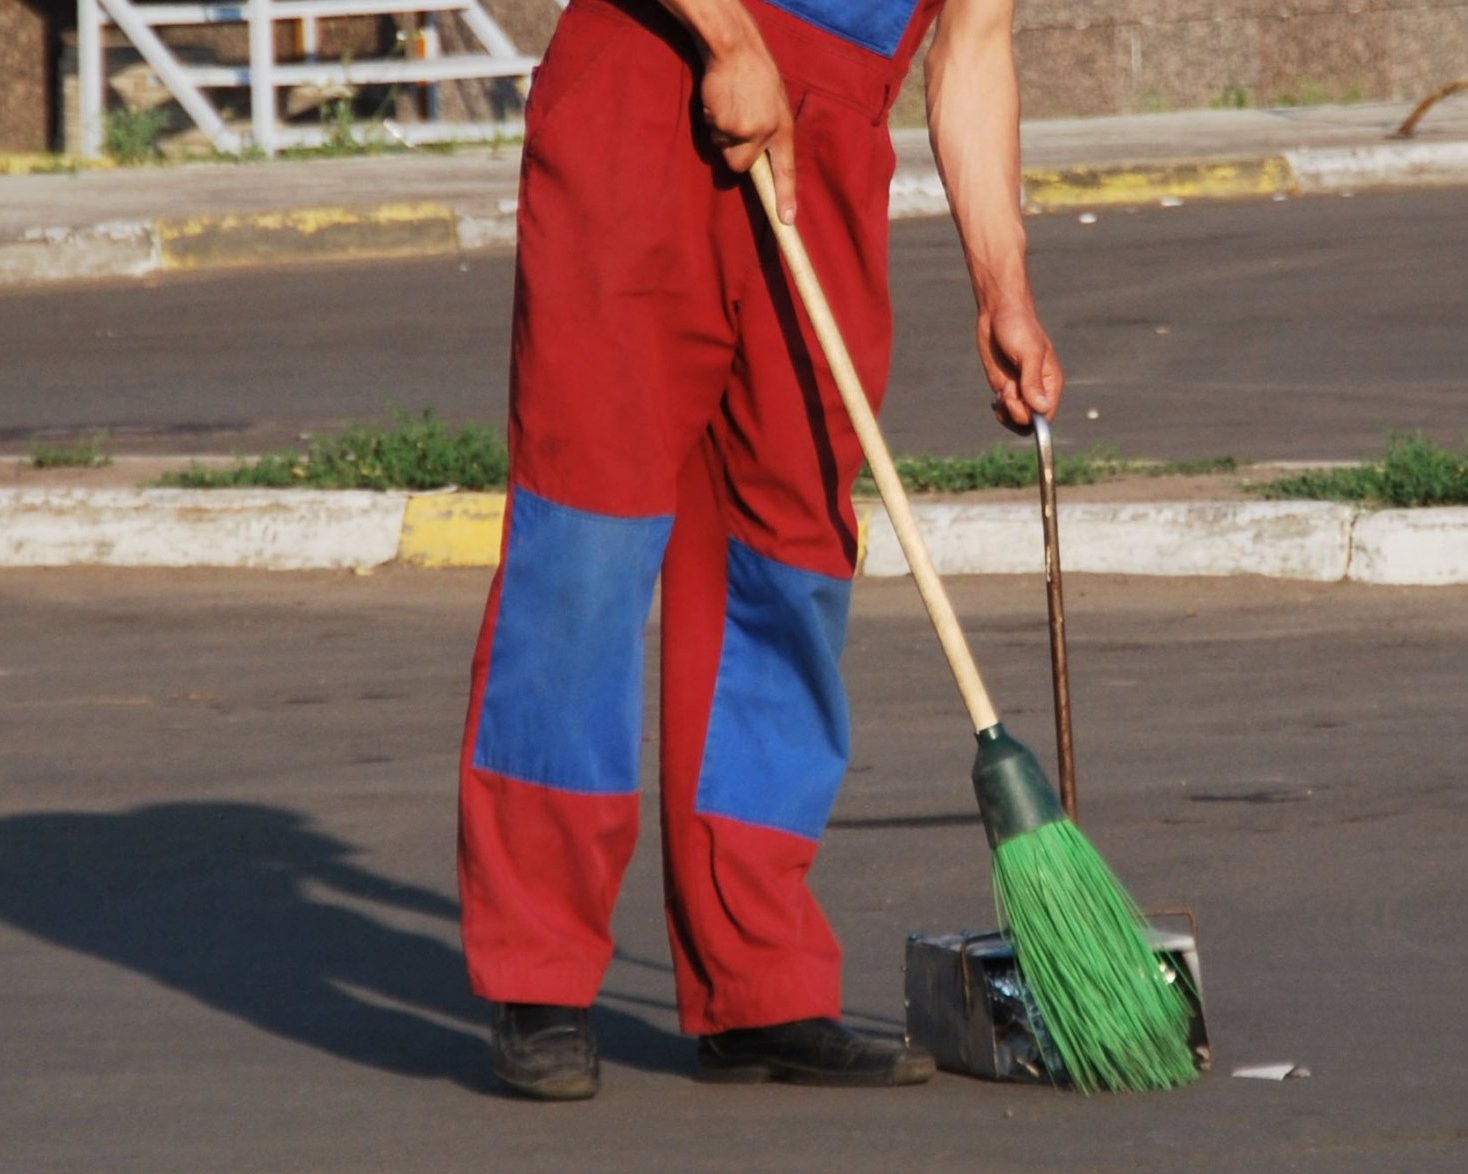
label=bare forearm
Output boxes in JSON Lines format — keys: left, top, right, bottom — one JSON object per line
{"left": 925, "top": 0, "right": 1031, "bottom": 311}
{"left": 656, "top": 0, "right": 764, "bottom": 60}
{"left": 925, "top": 0, "right": 1063, "bottom": 424}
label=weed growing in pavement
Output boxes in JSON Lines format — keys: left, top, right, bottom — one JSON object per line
{"left": 1149, "top": 455, "right": 1239, "bottom": 478}
{"left": 322, "top": 96, "right": 361, "bottom": 154}
{"left": 1211, "top": 83, "right": 1252, "bottom": 110}
{"left": 1255, "top": 434, "right": 1468, "bottom": 507}
{"left": 854, "top": 446, "right": 1237, "bottom": 496}
{"left": 142, "top": 423, "right": 1468, "bottom": 506}
{"left": 270, "top": 95, "right": 387, "bottom": 159}
{"left": 29, "top": 433, "right": 112, "bottom": 469}
{"left": 1269, "top": 80, "right": 1367, "bottom": 109}
{"left": 103, "top": 107, "right": 171, "bottom": 165}
{"left": 154, "top": 409, "right": 509, "bottom": 491}
{"left": 879, "top": 445, "right": 1105, "bottom": 492}
{"left": 147, "top": 418, "right": 1253, "bottom": 498}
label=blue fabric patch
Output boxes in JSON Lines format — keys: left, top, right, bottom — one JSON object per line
{"left": 767, "top": 0, "right": 920, "bottom": 58}
{"left": 695, "top": 540, "right": 853, "bottom": 840}
{"left": 474, "top": 488, "right": 672, "bottom": 795}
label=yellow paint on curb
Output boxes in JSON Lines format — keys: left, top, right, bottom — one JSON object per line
{"left": 158, "top": 202, "right": 459, "bottom": 270}
{"left": 399, "top": 492, "right": 506, "bottom": 568}
{"left": 1024, "top": 156, "right": 1295, "bottom": 208}
{"left": 855, "top": 501, "right": 873, "bottom": 574}
{"left": 0, "top": 153, "right": 116, "bottom": 176}
{"left": 399, "top": 493, "right": 871, "bottom": 571}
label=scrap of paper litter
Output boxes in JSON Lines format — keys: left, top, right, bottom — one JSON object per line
{"left": 1232, "top": 1063, "right": 1310, "bottom": 1080}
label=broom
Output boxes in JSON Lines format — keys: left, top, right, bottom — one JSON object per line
{"left": 749, "top": 156, "right": 1197, "bottom": 1093}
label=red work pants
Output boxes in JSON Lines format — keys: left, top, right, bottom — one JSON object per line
{"left": 459, "top": 0, "right": 927, "bottom": 1034}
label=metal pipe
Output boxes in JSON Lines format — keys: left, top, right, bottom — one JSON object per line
{"left": 1034, "top": 416, "right": 1078, "bottom": 822}
{"left": 248, "top": 0, "right": 276, "bottom": 155}
{"left": 78, "top": 0, "right": 104, "bottom": 157}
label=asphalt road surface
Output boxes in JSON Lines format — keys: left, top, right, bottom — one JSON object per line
{"left": 2, "top": 568, "right": 1465, "bottom": 1172}
{"left": 2, "top": 187, "right": 1464, "bottom": 464}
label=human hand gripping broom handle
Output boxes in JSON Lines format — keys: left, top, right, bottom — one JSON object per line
{"left": 749, "top": 155, "right": 1001, "bottom": 735}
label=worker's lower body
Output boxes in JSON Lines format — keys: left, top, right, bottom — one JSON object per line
{"left": 458, "top": 0, "right": 936, "bottom": 1098}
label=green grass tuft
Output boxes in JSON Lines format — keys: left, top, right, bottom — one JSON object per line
{"left": 1255, "top": 434, "right": 1468, "bottom": 507}
{"left": 855, "top": 445, "right": 1237, "bottom": 496}
{"left": 1148, "top": 455, "right": 1237, "bottom": 478}
{"left": 103, "top": 108, "right": 170, "bottom": 165}
{"left": 993, "top": 820, "right": 1199, "bottom": 1093}
{"left": 1211, "top": 82, "right": 1252, "bottom": 110}
{"left": 154, "top": 409, "right": 509, "bottom": 491}
{"left": 29, "top": 433, "right": 112, "bottom": 469}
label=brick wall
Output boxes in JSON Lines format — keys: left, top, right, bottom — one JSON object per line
{"left": 492, "top": 1, "right": 1468, "bottom": 125}
{"left": 0, "top": 0, "right": 51, "bottom": 152}
{"left": 11, "top": 0, "right": 1468, "bottom": 153}
{"left": 1011, "top": 0, "right": 1468, "bottom": 119}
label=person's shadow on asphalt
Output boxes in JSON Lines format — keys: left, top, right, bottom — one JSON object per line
{"left": 0, "top": 802, "right": 687, "bottom": 1093}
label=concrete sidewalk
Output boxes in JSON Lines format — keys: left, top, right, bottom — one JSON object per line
{"left": 3, "top": 99, "right": 1467, "bottom": 583}
{"left": 3, "top": 100, "right": 1467, "bottom": 286}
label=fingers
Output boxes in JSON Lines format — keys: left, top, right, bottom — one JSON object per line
{"left": 977, "top": 317, "right": 1026, "bottom": 429}
{"left": 763, "top": 126, "right": 797, "bottom": 224}
{"left": 980, "top": 313, "right": 1064, "bottom": 432}
{"left": 993, "top": 383, "right": 1032, "bottom": 432}
{"left": 708, "top": 119, "right": 797, "bottom": 223}
{"left": 698, "top": 47, "right": 796, "bottom": 221}
{"left": 1018, "top": 343, "right": 1063, "bottom": 421}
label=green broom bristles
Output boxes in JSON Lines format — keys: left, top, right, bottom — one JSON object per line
{"left": 993, "top": 819, "right": 1199, "bottom": 1094}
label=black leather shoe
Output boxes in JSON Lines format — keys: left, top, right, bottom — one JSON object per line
{"left": 491, "top": 1003, "right": 600, "bottom": 1101}
{"left": 697, "top": 1018, "right": 936, "bottom": 1087}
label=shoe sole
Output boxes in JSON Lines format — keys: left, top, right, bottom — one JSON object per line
{"left": 493, "top": 1061, "right": 601, "bottom": 1101}
{"left": 696, "top": 1054, "right": 936, "bottom": 1088}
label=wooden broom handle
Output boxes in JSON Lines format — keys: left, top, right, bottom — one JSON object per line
{"left": 750, "top": 155, "right": 1001, "bottom": 734}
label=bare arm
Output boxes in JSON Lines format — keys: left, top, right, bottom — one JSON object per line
{"left": 657, "top": 0, "right": 797, "bottom": 222}
{"left": 926, "top": 0, "right": 1063, "bottom": 428}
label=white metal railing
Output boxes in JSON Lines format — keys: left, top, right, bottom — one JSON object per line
{"left": 78, "top": 0, "right": 559, "bottom": 157}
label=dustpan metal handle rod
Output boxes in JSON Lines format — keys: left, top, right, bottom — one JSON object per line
{"left": 749, "top": 155, "right": 1001, "bottom": 735}
{"left": 1034, "top": 416, "right": 1078, "bottom": 821}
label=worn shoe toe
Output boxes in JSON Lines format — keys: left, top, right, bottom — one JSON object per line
{"left": 491, "top": 1003, "right": 600, "bottom": 1101}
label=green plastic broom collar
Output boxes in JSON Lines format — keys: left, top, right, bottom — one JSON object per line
{"left": 971, "top": 723, "right": 1067, "bottom": 849}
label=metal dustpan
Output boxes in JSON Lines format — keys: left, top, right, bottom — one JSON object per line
{"left": 903, "top": 418, "right": 1211, "bottom": 1086}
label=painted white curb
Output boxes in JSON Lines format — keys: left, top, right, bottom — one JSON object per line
{"left": 454, "top": 210, "right": 519, "bottom": 251}
{"left": 0, "top": 488, "right": 407, "bottom": 569}
{"left": 0, "top": 220, "right": 157, "bottom": 285}
{"left": 1350, "top": 508, "right": 1468, "bottom": 585}
{"left": 889, "top": 168, "right": 951, "bottom": 218}
{"left": 865, "top": 503, "right": 1041, "bottom": 576}
{"left": 1285, "top": 142, "right": 1468, "bottom": 191}
{"left": 1062, "top": 502, "right": 1354, "bottom": 580}
{"left": 4, "top": 490, "right": 1467, "bottom": 583}
{"left": 864, "top": 501, "right": 1356, "bottom": 581}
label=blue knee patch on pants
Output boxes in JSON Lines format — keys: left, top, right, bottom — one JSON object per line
{"left": 695, "top": 539, "right": 853, "bottom": 840}
{"left": 473, "top": 488, "right": 671, "bottom": 795}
